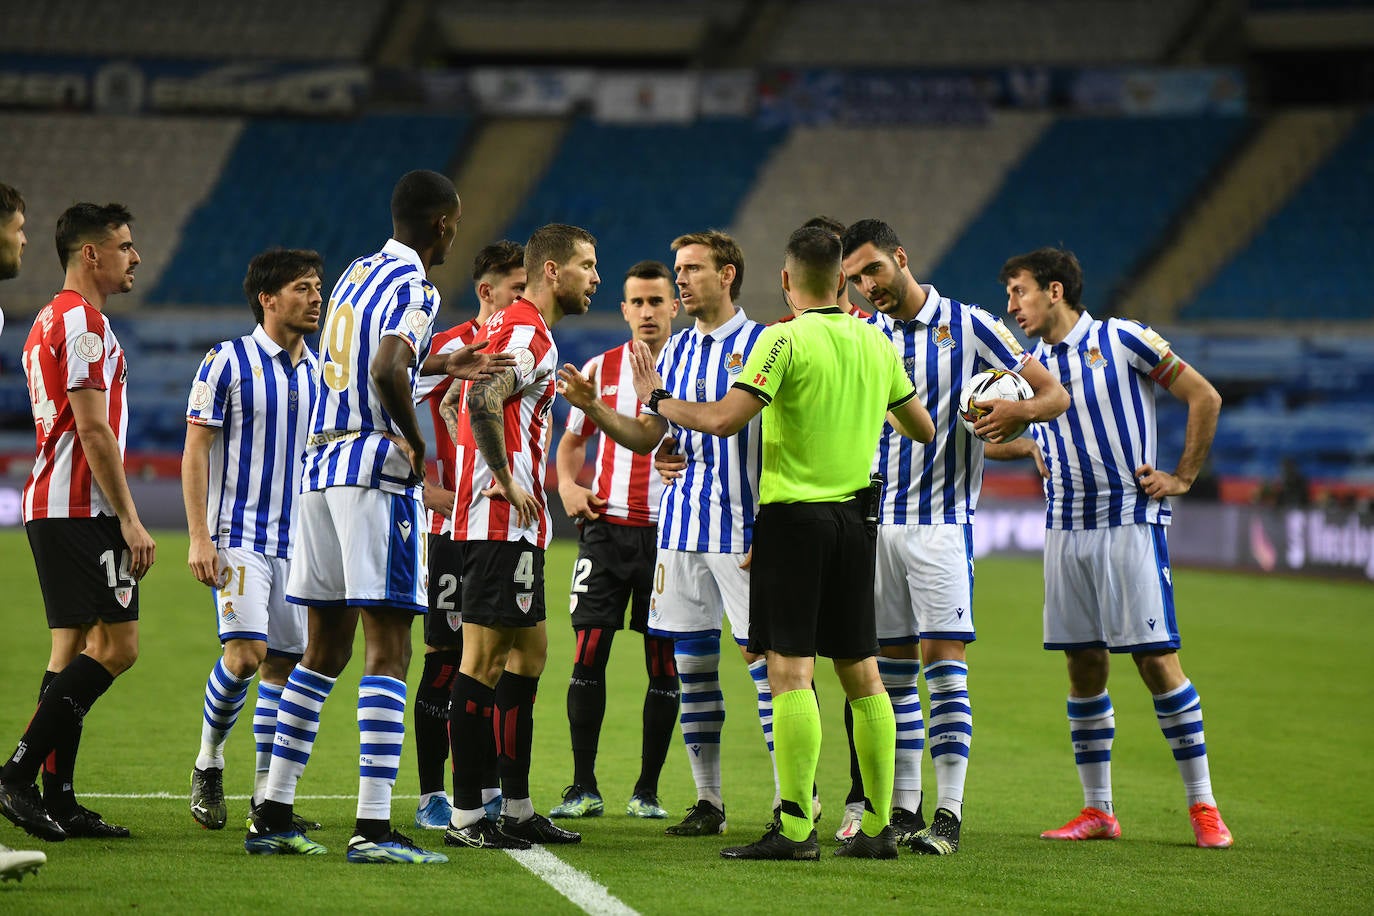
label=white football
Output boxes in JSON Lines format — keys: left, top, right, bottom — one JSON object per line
{"left": 958, "top": 368, "right": 1033, "bottom": 442}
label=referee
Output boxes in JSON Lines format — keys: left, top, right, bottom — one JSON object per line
{"left": 626, "top": 226, "right": 934, "bottom": 861}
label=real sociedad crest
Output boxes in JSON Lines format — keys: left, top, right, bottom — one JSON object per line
{"left": 932, "top": 324, "right": 955, "bottom": 349}
{"left": 1084, "top": 347, "right": 1108, "bottom": 369}
{"left": 725, "top": 353, "right": 744, "bottom": 376}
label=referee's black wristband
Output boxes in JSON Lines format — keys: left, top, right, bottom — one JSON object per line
{"left": 647, "top": 388, "right": 673, "bottom": 414}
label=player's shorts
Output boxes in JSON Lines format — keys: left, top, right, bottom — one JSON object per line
{"left": 286, "top": 487, "right": 427, "bottom": 613}
{"left": 26, "top": 516, "right": 139, "bottom": 627}
{"left": 568, "top": 519, "right": 656, "bottom": 632}
{"left": 211, "top": 547, "right": 306, "bottom": 658}
{"left": 1043, "top": 523, "right": 1180, "bottom": 653}
{"left": 874, "top": 523, "right": 976, "bottom": 645}
{"left": 425, "top": 533, "right": 465, "bottom": 646}
{"left": 747, "top": 500, "right": 878, "bottom": 660}
{"left": 647, "top": 547, "right": 751, "bottom": 645}
{"left": 461, "top": 540, "right": 546, "bottom": 629}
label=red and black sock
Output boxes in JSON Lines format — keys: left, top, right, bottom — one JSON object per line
{"left": 567, "top": 627, "right": 613, "bottom": 792}
{"left": 449, "top": 672, "right": 495, "bottom": 811}
{"left": 414, "top": 649, "right": 460, "bottom": 796}
{"left": 494, "top": 671, "right": 539, "bottom": 801}
{"left": 3, "top": 655, "right": 112, "bottom": 789}
{"left": 635, "top": 635, "right": 679, "bottom": 799}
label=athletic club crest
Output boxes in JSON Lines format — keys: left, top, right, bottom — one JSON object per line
{"left": 116, "top": 587, "right": 133, "bottom": 609}
{"left": 1084, "top": 347, "right": 1108, "bottom": 370}
{"left": 931, "top": 324, "right": 955, "bottom": 349}
{"left": 516, "top": 592, "right": 533, "bottom": 614}
{"left": 446, "top": 610, "right": 462, "bottom": 630}
{"left": 725, "top": 353, "right": 745, "bottom": 376}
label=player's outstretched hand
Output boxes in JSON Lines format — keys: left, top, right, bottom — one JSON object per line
{"left": 627, "top": 340, "right": 665, "bottom": 405}
{"left": 654, "top": 440, "right": 686, "bottom": 484}
{"left": 187, "top": 535, "right": 220, "bottom": 587}
{"left": 483, "top": 477, "right": 538, "bottom": 529}
{"left": 123, "top": 518, "right": 156, "bottom": 580}
{"left": 446, "top": 340, "right": 516, "bottom": 381}
{"left": 1135, "top": 463, "right": 1189, "bottom": 499}
{"left": 556, "top": 363, "right": 598, "bottom": 409}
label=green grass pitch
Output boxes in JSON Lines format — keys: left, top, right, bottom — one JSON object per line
{"left": 0, "top": 530, "right": 1371, "bottom": 913}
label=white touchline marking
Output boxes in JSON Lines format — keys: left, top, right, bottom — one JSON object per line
{"left": 82, "top": 793, "right": 363, "bottom": 800}
{"left": 507, "top": 846, "right": 639, "bottom": 916}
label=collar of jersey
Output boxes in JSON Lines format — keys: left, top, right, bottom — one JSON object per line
{"left": 1055, "top": 310, "right": 1094, "bottom": 351}
{"left": 799, "top": 306, "right": 843, "bottom": 317}
{"left": 691, "top": 306, "right": 747, "bottom": 341}
{"left": 382, "top": 238, "right": 426, "bottom": 278}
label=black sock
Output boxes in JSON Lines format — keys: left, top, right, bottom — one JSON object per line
{"left": 257, "top": 799, "right": 293, "bottom": 833}
{"left": 3, "top": 655, "right": 112, "bottom": 787}
{"left": 567, "top": 627, "right": 613, "bottom": 792}
{"left": 39, "top": 666, "right": 81, "bottom": 815}
{"left": 354, "top": 816, "right": 390, "bottom": 841}
{"left": 844, "top": 699, "right": 865, "bottom": 805}
{"left": 634, "top": 636, "right": 679, "bottom": 798}
{"left": 494, "top": 671, "right": 539, "bottom": 802}
{"left": 414, "top": 650, "right": 460, "bottom": 796}
{"left": 449, "top": 673, "right": 495, "bottom": 811}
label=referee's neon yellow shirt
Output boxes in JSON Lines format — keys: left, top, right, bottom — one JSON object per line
{"left": 734, "top": 306, "right": 916, "bottom": 505}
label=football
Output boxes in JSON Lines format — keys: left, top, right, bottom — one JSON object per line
{"left": 958, "top": 368, "right": 1033, "bottom": 442}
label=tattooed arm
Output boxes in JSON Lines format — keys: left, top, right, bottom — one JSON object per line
{"left": 458, "top": 367, "right": 538, "bottom": 529}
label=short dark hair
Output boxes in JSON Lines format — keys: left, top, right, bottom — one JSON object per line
{"left": 841, "top": 218, "right": 902, "bottom": 258}
{"left": 56, "top": 202, "right": 133, "bottom": 270}
{"left": 624, "top": 259, "right": 672, "bottom": 284}
{"left": 243, "top": 248, "right": 324, "bottom": 325}
{"left": 998, "top": 247, "right": 1084, "bottom": 310}
{"left": 784, "top": 226, "right": 843, "bottom": 300}
{"left": 525, "top": 224, "right": 597, "bottom": 282}
{"left": 390, "top": 169, "right": 459, "bottom": 234}
{"left": 671, "top": 230, "right": 744, "bottom": 300}
{"left": 802, "top": 215, "right": 845, "bottom": 237}
{"left": 471, "top": 240, "right": 525, "bottom": 283}
{"left": 0, "top": 183, "right": 24, "bottom": 220}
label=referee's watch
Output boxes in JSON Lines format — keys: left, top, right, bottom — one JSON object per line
{"left": 647, "top": 388, "right": 673, "bottom": 414}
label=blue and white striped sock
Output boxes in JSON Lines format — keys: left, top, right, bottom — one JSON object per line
{"left": 1068, "top": 691, "right": 1115, "bottom": 814}
{"left": 747, "top": 658, "right": 781, "bottom": 804}
{"left": 264, "top": 666, "right": 335, "bottom": 806}
{"left": 675, "top": 637, "right": 724, "bottom": 808}
{"left": 251, "top": 682, "right": 284, "bottom": 805}
{"left": 358, "top": 675, "right": 407, "bottom": 822}
{"left": 925, "top": 659, "right": 971, "bottom": 819}
{"left": 196, "top": 658, "right": 251, "bottom": 770}
{"left": 880, "top": 657, "right": 923, "bottom": 812}
{"left": 1153, "top": 680, "right": 1215, "bottom": 806}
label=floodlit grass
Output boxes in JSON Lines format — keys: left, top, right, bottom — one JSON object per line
{"left": 0, "top": 531, "right": 1371, "bottom": 913}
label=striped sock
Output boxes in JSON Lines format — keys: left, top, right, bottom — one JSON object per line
{"left": 925, "top": 659, "right": 971, "bottom": 820}
{"left": 675, "top": 637, "right": 724, "bottom": 807}
{"left": 196, "top": 658, "right": 252, "bottom": 770}
{"left": 264, "top": 666, "right": 335, "bottom": 806}
{"left": 879, "top": 657, "right": 923, "bottom": 812}
{"left": 252, "top": 682, "right": 284, "bottom": 805}
{"left": 748, "top": 658, "right": 781, "bottom": 804}
{"left": 358, "top": 675, "right": 407, "bottom": 822}
{"left": 1153, "top": 680, "right": 1215, "bottom": 807}
{"left": 1067, "top": 691, "right": 1115, "bottom": 814}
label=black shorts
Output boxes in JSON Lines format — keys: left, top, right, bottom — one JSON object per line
{"left": 425, "top": 533, "right": 465, "bottom": 647}
{"left": 26, "top": 516, "right": 140, "bottom": 628}
{"left": 461, "top": 540, "right": 546, "bottom": 629}
{"left": 746, "top": 500, "right": 878, "bottom": 660}
{"left": 569, "top": 520, "right": 656, "bottom": 632}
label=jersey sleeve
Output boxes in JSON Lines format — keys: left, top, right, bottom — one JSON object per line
{"left": 488, "top": 320, "right": 549, "bottom": 395}
{"left": 563, "top": 354, "right": 602, "bottom": 436}
{"left": 733, "top": 324, "right": 789, "bottom": 405}
{"left": 186, "top": 345, "right": 234, "bottom": 427}
{"left": 968, "top": 306, "right": 1030, "bottom": 373}
{"left": 414, "top": 325, "right": 471, "bottom": 403}
{"left": 63, "top": 305, "right": 112, "bottom": 392}
{"left": 380, "top": 276, "right": 440, "bottom": 357}
{"left": 1115, "top": 319, "right": 1187, "bottom": 387}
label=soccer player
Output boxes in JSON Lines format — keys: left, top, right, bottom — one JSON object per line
{"left": 0, "top": 182, "right": 45, "bottom": 880}
{"left": 992, "top": 247, "right": 1233, "bottom": 849}
{"left": 836, "top": 219, "right": 1068, "bottom": 853}
{"left": 410, "top": 240, "right": 526, "bottom": 831}
{"left": 247, "top": 169, "right": 493, "bottom": 865}
{"left": 774, "top": 216, "right": 868, "bottom": 323}
{"left": 441, "top": 224, "right": 596, "bottom": 850}
{"left": 0, "top": 202, "right": 155, "bottom": 842}
{"left": 559, "top": 229, "right": 778, "bottom": 839}
{"left": 624, "top": 226, "right": 935, "bottom": 860}
{"left": 183, "top": 249, "right": 323, "bottom": 831}
{"left": 548, "top": 260, "right": 681, "bottom": 821}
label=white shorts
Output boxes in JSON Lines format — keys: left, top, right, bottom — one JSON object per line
{"left": 874, "top": 523, "right": 975, "bottom": 645}
{"left": 286, "top": 487, "right": 428, "bottom": 613}
{"left": 213, "top": 547, "right": 306, "bottom": 657}
{"left": 1043, "top": 524, "right": 1179, "bottom": 653}
{"left": 646, "top": 548, "right": 751, "bottom": 645}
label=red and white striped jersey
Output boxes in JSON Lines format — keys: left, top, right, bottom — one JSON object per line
{"left": 21, "top": 290, "right": 129, "bottom": 521}
{"left": 453, "top": 299, "right": 557, "bottom": 547}
{"left": 564, "top": 342, "right": 663, "bottom": 527}
{"left": 415, "top": 318, "right": 480, "bottom": 536}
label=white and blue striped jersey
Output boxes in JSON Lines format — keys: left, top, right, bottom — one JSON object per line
{"left": 1030, "top": 311, "right": 1177, "bottom": 530}
{"left": 302, "top": 239, "right": 439, "bottom": 498}
{"left": 868, "top": 285, "right": 1029, "bottom": 525}
{"left": 186, "top": 325, "right": 318, "bottom": 559}
{"left": 655, "top": 308, "right": 766, "bottom": 553}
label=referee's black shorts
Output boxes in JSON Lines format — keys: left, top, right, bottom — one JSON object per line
{"left": 746, "top": 499, "right": 878, "bottom": 660}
